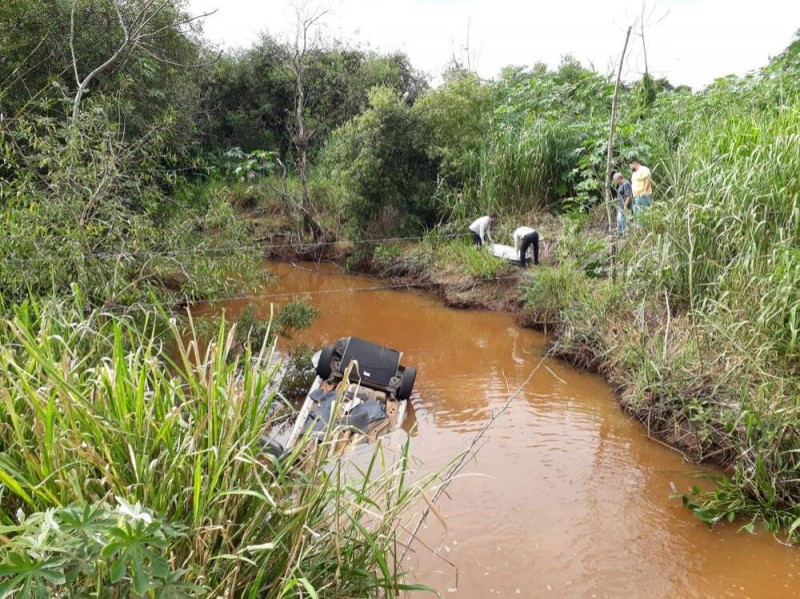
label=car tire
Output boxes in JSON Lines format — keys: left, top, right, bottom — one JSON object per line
{"left": 397, "top": 366, "right": 416, "bottom": 400}
{"left": 260, "top": 437, "right": 284, "bottom": 458}
{"left": 316, "top": 344, "right": 335, "bottom": 379}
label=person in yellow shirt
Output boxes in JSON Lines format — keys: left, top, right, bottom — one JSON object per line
{"left": 629, "top": 157, "right": 653, "bottom": 218}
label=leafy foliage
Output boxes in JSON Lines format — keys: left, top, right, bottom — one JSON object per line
{"left": 0, "top": 297, "right": 432, "bottom": 597}
{"left": 0, "top": 100, "right": 260, "bottom": 306}
{"left": 0, "top": 0, "right": 203, "bottom": 153}
{"left": 0, "top": 502, "right": 198, "bottom": 598}
{"left": 200, "top": 36, "right": 426, "bottom": 159}
{"left": 322, "top": 86, "right": 439, "bottom": 236}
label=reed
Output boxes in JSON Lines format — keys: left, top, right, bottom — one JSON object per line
{"left": 468, "top": 121, "right": 584, "bottom": 214}
{"left": 0, "top": 295, "right": 431, "bottom": 597}
{"left": 530, "top": 80, "right": 800, "bottom": 534}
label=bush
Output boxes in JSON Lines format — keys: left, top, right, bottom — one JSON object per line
{"left": 524, "top": 261, "right": 591, "bottom": 325}
{"left": 0, "top": 101, "right": 262, "bottom": 307}
{"left": 0, "top": 502, "right": 198, "bottom": 597}
{"left": 321, "top": 87, "right": 439, "bottom": 237}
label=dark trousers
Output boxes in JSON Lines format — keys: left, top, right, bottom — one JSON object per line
{"left": 470, "top": 231, "right": 483, "bottom": 246}
{"left": 520, "top": 232, "right": 539, "bottom": 266}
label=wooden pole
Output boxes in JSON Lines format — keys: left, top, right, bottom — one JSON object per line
{"left": 603, "top": 26, "right": 633, "bottom": 231}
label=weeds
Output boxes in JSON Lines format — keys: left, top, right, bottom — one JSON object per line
{"left": 0, "top": 295, "right": 431, "bottom": 597}
{"left": 509, "top": 54, "right": 800, "bottom": 536}
{"left": 449, "top": 241, "right": 510, "bottom": 279}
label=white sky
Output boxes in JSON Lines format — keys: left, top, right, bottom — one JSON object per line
{"left": 188, "top": 0, "right": 800, "bottom": 89}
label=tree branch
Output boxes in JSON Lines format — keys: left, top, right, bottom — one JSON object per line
{"left": 72, "top": 0, "right": 129, "bottom": 121}
{"left": 69, "top": 1, "right": 80, "bottom": 87}
{"left": 70, "top": 0, "right": 213, "bottom": 121}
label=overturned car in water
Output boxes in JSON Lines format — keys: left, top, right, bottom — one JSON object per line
{"left": 283, "top": 336, "right": 417, "bottom": 452}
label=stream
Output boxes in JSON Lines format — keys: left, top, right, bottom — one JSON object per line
{"left": 196, "top": 261, "right": 799, "bottom": 598}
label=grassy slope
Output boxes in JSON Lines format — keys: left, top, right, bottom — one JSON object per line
{"left": 352, "top": 203, "right": 799, "bottom": 537}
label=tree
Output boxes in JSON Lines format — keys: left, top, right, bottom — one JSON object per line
{"left": 414, "top": 71, "right": 491, "bottom": 185}
{"left": 0, "top": 0, "right": 210, "bottom": 159}
{"left": 68, "top": 0, "right": 213, "bottom": 121}
{"left": 322, "top": 87, "right": 438, "bottom": 236}
{"left": 288, "top": 4, "right": 327, "bottom": 241}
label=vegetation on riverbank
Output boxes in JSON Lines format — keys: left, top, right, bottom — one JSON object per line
{"left": 0, "top": 2, "right": 435, "bottom": 594}
{"left": 0, "top": 297, "right": 429, "bottom": 596}
{"left": 313, "top": 37, "right": 800, "bottom": 535}
{"left": 1, "top": 0, "right": 799, "bottom": 590}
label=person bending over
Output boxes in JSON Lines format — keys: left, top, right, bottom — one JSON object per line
{"left": 469, "top": 214, "right": 497, "bottom": 247}
{"left": 513, "top": 226, "right": 539, "bottom": 266}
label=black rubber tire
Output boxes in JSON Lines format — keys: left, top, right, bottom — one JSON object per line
{"left": 260, "top": 437, "right": 284, "bottom": 458}
{"left": 397, "top": 366, "right": 416, "bottom": 400}
{"left": 316, "top": 344, "right": 335, "bottom": 379}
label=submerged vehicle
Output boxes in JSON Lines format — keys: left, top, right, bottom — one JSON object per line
{"left": 284, "top": 336, "right": 417, "bottom": 452}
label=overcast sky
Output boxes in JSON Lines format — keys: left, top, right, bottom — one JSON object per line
{"left": 188, "top": 0, "right": 800, "bottom": 89}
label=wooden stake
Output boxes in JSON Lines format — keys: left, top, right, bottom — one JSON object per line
{"left": 603, "top": 26, "right": 633, "bottom": 231}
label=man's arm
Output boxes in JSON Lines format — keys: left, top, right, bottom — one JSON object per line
{"left": 641, "top": 167, "right": 653, "bottom": 196}
{"left": 644, "top": 174, "right": 653, "bottom": 196}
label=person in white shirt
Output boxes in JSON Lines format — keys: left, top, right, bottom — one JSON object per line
{"left": 469, "top": 214, "right": 497, "bottom": 247}
{"left": 512, "top": 226, "right": 540, "bottom": 266}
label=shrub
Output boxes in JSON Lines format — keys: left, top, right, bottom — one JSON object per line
{"left": 0, "top": 501, "right": 199, "bottom": 597}
{"left": 0, "top": 101, "right": 261, "bottom": 307}
{"left": 321, "top": 87, "right": 439, "bottom": 237}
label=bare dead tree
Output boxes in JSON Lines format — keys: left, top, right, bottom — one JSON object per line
{"left": 636, "top": 2, "right": 671, "bottom": 79}
{"left": 69, "top": 0, "right": 215, "bottom": 121}
{"left": 639, "top": 1, "right": 649, "bottom": 76}
{"left": 449, "top": 17, "right": 479, "bottom": 74}
{"left": 288, "top": 3, "right": 328, "bottom": 242}
{"left": 603, "top": 25, "right": 633, "bottom": 231}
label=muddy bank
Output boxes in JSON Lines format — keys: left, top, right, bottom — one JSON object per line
{"left": 355, "top": 255, "right": 527, "bottom": 311}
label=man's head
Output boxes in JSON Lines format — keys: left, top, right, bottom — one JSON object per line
{"left": 629, "top": 157, "right": 641, "bottom": 172}
{"left": 489, "top": 213, "right": 498, "bottom": 221}
{"left": 613, "top": 172, "right": 624, "bottom": 184}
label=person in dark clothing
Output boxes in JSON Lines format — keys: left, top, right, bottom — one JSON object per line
{"left": 513, "top": 226, "right": 540, "bottom": 266}
{"left": 613, "top": 172, "right": 633, "bottom": 234}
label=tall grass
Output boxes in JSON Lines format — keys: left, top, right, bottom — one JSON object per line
{"left": 510, "top": 81, "right": 800, "bottom": 533}
{"left": 0, "top": 295, "right": 430, "bottom": 596}
{"left": 466, "top": 121, "right": 583, "bottom": 215}
{"left": 621, "top": 97, "right": 800, "bottom": 527}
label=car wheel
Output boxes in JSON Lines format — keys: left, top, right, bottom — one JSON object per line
{"left": 316, "top": 344, "right": 335, "bottom": 379}
{"left": 397, "top": 366, "right": 416, "bottom": 400}
{"left": 260, "top": 437, "right": 284, "bottom": 458}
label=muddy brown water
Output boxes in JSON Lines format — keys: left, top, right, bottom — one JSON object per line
{"left": 195, "top": 262, "right": 799, "bottom": 598}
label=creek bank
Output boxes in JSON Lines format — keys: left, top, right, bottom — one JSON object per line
{"left": 254, "top": 226, "right": 716, "bottom": 469}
